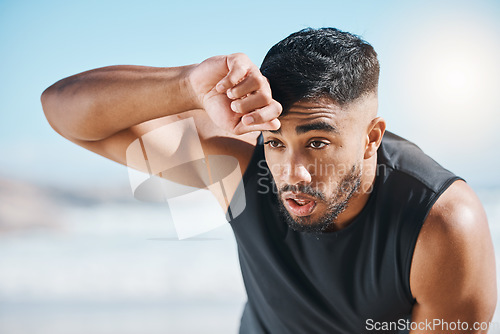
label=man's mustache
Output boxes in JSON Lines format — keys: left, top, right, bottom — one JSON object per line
{"left": 278, "top": 184, "right": 326, "bottom": 201}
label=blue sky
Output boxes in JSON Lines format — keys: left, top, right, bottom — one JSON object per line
{"left": 1, "top": 0, "right": 499, "bottom": 188}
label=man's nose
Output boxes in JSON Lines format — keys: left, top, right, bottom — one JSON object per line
{"left": 281, "top": 162, "right": 312, "bottom": 185}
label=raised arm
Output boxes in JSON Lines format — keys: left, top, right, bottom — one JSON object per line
{"left": 409, "top": 180, "right": 497, "bottom": 333}
{"left": 41, "top": 65, "right": 198, "bottom": 141}
{"left": 41, "top": 54, "right": 282, "bottom": 204}
{"left": 41, "top": 53, "right": 281, "bottom": 141}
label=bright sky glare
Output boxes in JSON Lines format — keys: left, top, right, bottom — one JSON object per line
{"left": 0, "top": 0, "right": 499, "bottom": 188}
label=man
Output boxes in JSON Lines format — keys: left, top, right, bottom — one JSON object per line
{"left": 42, "top": 28, "right": 496, "bottom": 333}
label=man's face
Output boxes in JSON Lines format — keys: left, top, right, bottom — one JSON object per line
{"left": 262, "top": 97, "right": 375, "bottom": 233}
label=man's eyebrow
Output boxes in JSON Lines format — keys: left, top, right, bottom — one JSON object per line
{"left": 295, "top": 121, "right": 339, "bottom": 135}
{"left": 264, "top": 128, "right": 282, "bottom": 135}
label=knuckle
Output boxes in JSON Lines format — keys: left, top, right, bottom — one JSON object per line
{"left": 272, "top": 103, "right": 282, "bottom": 115}
{"left": 243, "top": 75, "right": 258, "bottom": 92}
{"left": 234, "top": 52, "right": 250, "bottom": 62}
{"left": 256, "top": 74, "right": 268, "bottom": 86}
{"left": 229, "top": 76, "right": 240, "bottom": 85}
{"left": 231, "top": 54, "right": 250, "bottom": 68}
{"left": 251, "top": 112, "right": 263, "bottom": 123}
{"left": 220, "top": 78, "right": 231, "bottom": 87}
{"left": 228, "top": 87, "right": 239, "bottom": 99}
{"left": 271, "top": 100, "right": 283, "bottom": 112}
{"left": 260, "top": 92, "right": 273, "bottom": 104}
{"left": 236, "top": 85, "right": 251, "bottom": 98}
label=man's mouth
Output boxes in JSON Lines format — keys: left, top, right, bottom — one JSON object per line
{"left": 283, "top": 193, "right": 318, "bottom": 216}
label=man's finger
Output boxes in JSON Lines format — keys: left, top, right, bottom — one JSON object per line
{"left": 216, "top": 56, "right": 251, "bottom": 93}
{"left": 231, "top": 92, "right": 273, "bottom": 114}
{"left": 234, "top": 118, "right": 281, "bottom": 135}
{"left": 240, "top": 101, "right": 282, "bottom": 125}
{"left": 227, "top": 72, "right": 267, "bottom": 99}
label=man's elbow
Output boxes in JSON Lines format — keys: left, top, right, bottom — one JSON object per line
{"left": 40, "top": 84, "right": 98, "bottom": 141}
{"left": 41, "top": 84, "right": 64, "bottom": 136}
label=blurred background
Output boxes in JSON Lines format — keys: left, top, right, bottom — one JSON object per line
{"left": 1, "top": 0, "right": 499, "bottom": 333}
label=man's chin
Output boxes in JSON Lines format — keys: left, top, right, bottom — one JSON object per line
{"left": 286, "top": 218, "right": 331, "bottom": 233}
{"left": 279, "top": 202, "right": 332, "bottom": 233}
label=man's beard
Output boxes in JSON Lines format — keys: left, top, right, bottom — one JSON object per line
{"left": 277, "top": 164, "right": 362, "bottom": 234}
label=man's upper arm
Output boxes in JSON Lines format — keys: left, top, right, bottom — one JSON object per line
{"left": 65, "top": 109, "right": 259, "bottom": 208}
{"left": 409, "top": 180, "right": 497, "bottom": 333}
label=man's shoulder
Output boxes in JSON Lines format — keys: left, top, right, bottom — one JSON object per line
{"left": 421, "top": 180, "right": 488, "bottom": 244}
{"left": 409, "top": 180, "right": 496, "bottom": 320}
{"left": 377, "top": 131, "right": 460, "bottom": 193}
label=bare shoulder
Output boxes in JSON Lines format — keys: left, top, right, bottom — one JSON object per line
{"left": 409, "top": 180, "right": 496, "bottom": 322}
{"left": 416, "top": 180, "right": 489, "bottom": 253}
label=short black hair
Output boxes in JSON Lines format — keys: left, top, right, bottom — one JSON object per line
{"left": 260, "top": 27, "right": 379, "bottom": 112}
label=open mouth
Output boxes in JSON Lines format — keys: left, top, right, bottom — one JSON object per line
{"left": 283, "top": 193, "right": 318, "bottom": 216}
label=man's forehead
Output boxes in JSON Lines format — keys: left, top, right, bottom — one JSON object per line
{"left": 269, "top": 100, "right": 344, "bottom": 134}
{"left": 285, "top": 99, "right": 343, "bottom": 115}
{"left": 269, "top": 94, "right": 378, "bottom": 135}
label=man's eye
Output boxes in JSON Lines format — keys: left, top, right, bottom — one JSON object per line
{"left": 264, "top": 140, "right": 284, "bottom": 148}
{"left": 308, "top": 141, "right": 328, "bottom": 149}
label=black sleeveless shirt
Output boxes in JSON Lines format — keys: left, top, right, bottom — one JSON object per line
{"left": 228, "top": 131, "right": 462, "bottom": 334}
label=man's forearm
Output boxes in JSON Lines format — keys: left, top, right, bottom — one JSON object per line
{"left": 41, "top": 64, "right": 199, "bottom": 141}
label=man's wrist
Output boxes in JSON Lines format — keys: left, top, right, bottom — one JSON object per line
{"left": 180, "top": 64, "right": 204, "bottom": 111}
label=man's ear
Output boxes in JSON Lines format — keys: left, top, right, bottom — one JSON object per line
{"left": 364, "top": 117, "right": 386, "bottom": 159}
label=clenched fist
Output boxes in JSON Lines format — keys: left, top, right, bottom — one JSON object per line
{"left": 188, "top": 53, "right": 282, "bottom": 135}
